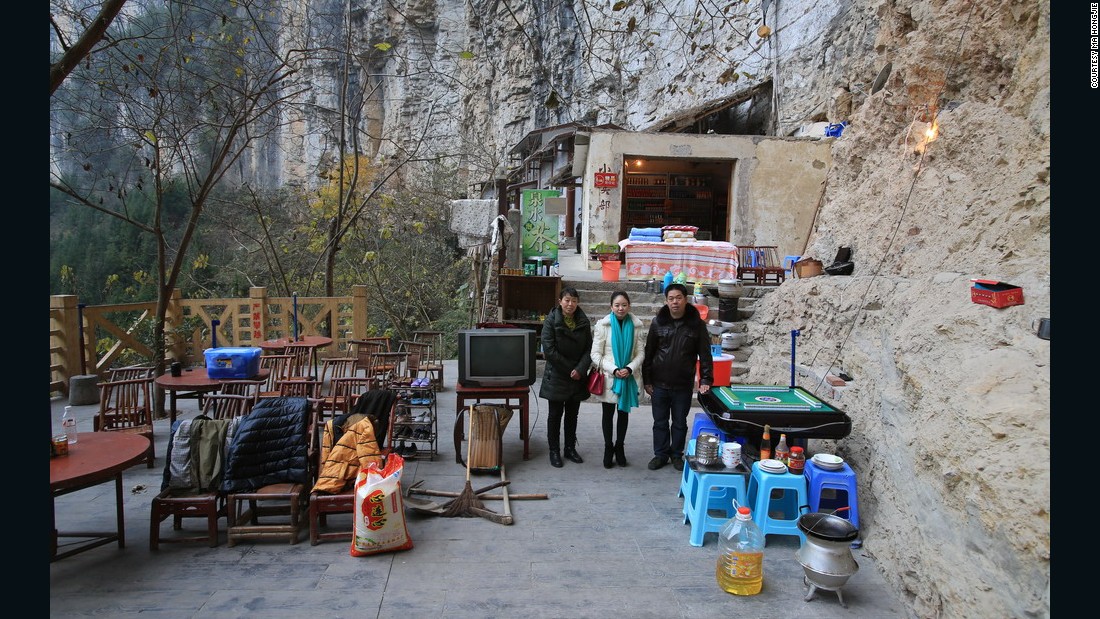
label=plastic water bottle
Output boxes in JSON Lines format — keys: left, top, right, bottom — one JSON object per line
{"left": 62, "top": 405, "right": 78, "bottom": 444}
{"left": 716, "top": 505, "right": 764, "bottom": 595}
{"left": 662, "top": 270, "right": 674, "bottom": 293}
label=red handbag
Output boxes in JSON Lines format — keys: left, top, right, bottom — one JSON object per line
{"left": 587, "top": 369, "right": 604, "bottom": 395}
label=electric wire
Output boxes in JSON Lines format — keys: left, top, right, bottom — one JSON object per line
{"left": 803, "top": 3, "right": 977, "bottom": 396}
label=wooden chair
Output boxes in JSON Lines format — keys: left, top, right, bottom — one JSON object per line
{"left": 96, "top": 376, "right": 155, "bottom": 468}
{"left": 324, "top": 376, "right": 373, "bottom": 418}
{"left": 370, "top": 351, "right": 412, "bottom": 389}
{"left": 277, "top": 378, "right": 323, "bottom": 399}
{"left": 399, "top": 340, "right": 432, "bottom": 384}
{"left": 225, "top": 398, "right": 312, "bottom": 547}
{"left": 308, "top": 390, "right": 397, "bottom": 545}
{"left": 258, "top": 354, "right": 294, "bottom": 398}
{"left": 219, "top": 379, "right": 264, "bottom": 408}
{"left": 350, "top": 337, "right": 391, "bottom": 377}
{"left": 199, "top": 393, "right": 255, "bottom": 420}
{"left": 285, "top": 343, "right": 317, "bottom": 380}
{"left": 149, "top": 413, "right": 237, "bottom": 550}
{"left": 413, "top": 330, "right": 445, "bottom": 391}
{"left": 320, "top": 356, "right": 357, "bottom": 385}
{"left": 108, "top": 365, "right": 155, "bottom": 381}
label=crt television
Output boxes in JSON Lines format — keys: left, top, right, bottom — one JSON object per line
{"left": 457, "top": 328, "right": 537, "bottom": 388}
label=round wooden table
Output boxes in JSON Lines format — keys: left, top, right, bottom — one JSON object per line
{"left": 256, "top": 335, "right": 333, "bottom": 352}
{"left": 155, "top": 368, "right": 271, "bottom": 425}
{"left": 50, "top": 432, "right": 150, "bottom": 561}
{"left": 257, "top": 336, "right": 333, "bottom": 378}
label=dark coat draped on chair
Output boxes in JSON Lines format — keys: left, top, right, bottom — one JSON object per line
{"left": 221, "top": 397, "right": 310, "bottom": 493}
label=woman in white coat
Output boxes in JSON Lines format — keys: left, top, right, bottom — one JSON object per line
{"left": 590, "top": 291, "right": 646, "bottom": 468}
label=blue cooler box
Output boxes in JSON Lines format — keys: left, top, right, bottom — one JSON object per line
{"left": 204, "top": 347, "right": 263, "bottom": 379}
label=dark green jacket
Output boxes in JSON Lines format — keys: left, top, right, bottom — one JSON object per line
{"left": 538, "top": 305, "right": 593, "bottom": 402}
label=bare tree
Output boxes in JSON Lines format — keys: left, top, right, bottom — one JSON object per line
{"left": 50, "top": 0, "right": 130, "bottom": 95}
{"left": 50, "top": 0, "right": 309, "bottom": 397}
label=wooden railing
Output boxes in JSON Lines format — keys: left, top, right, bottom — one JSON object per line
{"left": 50, "top": 285, "right": 370, "bottom": 396}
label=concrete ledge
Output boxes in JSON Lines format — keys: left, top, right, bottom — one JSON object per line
{"left": 69, "top": 375, "right": 100, "bottom": 405}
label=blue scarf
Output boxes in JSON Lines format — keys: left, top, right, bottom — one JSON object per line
{"left": 609, "top": 314, "right": 639, "bottom": 413}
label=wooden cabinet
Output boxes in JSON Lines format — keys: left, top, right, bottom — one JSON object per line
{"left": 498, "top": 274, "right": 561, "bottom": 359}
{"left": 622, "top": 172, "right": 714, "bottom": 234}
{"left": 498, "top": 274, "right": 561, "bottom": 322}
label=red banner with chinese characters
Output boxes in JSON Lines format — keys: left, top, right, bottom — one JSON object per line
{"left": 594, "top": 172, "right": 618, "bottom": 188}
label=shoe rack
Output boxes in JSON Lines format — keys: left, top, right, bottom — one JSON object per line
{"left": 390, "top": 380, "right": 437, "bottom": 460}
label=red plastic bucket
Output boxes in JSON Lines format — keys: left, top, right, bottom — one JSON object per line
{"left": 697, "top": 353, "right": 733, "bottom": 387}
{"left": 601, "top": 260, "right": 621, "bottom": 281}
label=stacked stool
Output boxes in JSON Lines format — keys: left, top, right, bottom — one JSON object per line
{"left": 679, "top": 439, "right": 750, "bottom": 547}
{"left": 804, "top": 460, "right": 861, "bottom": 534}
{"left": 690, "top": 412, "right": 727, "bottom": 442}
{"left": 746, "top": 461, "right": 808, "bottom": 546}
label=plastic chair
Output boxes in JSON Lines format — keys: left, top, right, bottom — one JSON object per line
{"left": 679, "top": 440, "right": 749, "bottom": 547}
{"left": 746, "top": 461, "right": 808, "bottom": 546}
{"left": 804, "top": 460, "right": 861, "bottom": 531}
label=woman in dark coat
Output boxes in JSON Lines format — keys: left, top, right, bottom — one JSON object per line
{"left": 539, "top": 286, "right": 593, "bottom": 468}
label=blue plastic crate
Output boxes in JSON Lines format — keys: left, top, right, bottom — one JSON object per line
{"left": 204, "top": 347, "right": 262, "bottom": 379}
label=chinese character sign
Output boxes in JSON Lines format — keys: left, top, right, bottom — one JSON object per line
{"left": 521, "top": 189, "right": 562, "bottom": 261}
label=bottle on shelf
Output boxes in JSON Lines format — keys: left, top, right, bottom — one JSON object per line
{"left": 774, "top": 433, "right": 789, "bottom": 465}
{"left": 716, "top": 504, "right": 765, "bottom": 595}
{"left": 788, "top": 446, "right": 806, "bottom": 475}
{"left": 759, "top": 424, "right": 772, "bottom": 461}
{"left": 62, "top": 405, "right": 78, "bottom": 444}
{"left": 662, "top": 270, "right": 674, "bottom": 293}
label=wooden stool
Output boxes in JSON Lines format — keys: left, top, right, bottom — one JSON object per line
{"left": 226, "top": 483, "right": 307, "bottom": 546}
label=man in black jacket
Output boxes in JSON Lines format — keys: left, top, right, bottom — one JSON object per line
{"left": 641, "top": 283, "right": 713, "bottom": 471}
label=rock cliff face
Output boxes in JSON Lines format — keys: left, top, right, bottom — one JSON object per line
{"left": 274, "top": 1, "right": 1049, "bottom": 617}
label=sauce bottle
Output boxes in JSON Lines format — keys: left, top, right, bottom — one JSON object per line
{"left": 774, "top": 433, "right": 789, "bottom": 465}
{"left": 759, "top": 424, "right": 772, "bottom": 461}
{"left": 787, "top": 446, "right": 805, "bottom": 475}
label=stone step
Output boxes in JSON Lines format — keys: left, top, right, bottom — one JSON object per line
{"left": 561, "top": 278, "right": 781, "bottom": 387}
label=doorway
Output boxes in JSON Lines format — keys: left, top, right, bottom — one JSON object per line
{"left": 619, "top": 157, "right": 734, "bottom": 242}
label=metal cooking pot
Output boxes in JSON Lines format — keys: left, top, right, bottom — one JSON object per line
{"left": 795, "top": 510, "right": 860, "bottom": 594}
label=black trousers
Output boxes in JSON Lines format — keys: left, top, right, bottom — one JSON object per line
{"left": 547, "top": 399, "right": 581, "bottom": 451}
{"left": 601, "top": 402, "right": 629, "bottom": 445}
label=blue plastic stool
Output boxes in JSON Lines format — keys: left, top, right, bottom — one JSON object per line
{"left": 690, "top": 412, "right": 727, "bottom": 442}
{"left": 783, "top": 255, "right": 802, "bottom": 278}
{"left": 679, "top": 441, "right": 749, "bottom": 546}
{"left": 804, "top": 460, "right": 860, "bottom": 531}
{"left": 746, "top": 462, "right": 808, "bottom": 546}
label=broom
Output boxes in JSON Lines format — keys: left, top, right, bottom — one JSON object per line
{"left": 441, "top": 404, "right": 487, "bottom": 518}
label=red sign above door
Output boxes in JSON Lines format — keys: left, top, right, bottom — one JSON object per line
{"left": 594, "top": 172, "right": 619, "bottom": 188}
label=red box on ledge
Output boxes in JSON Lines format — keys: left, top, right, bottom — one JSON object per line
{"left": 970, "top": 279, "right": 1024, "bottom": 308}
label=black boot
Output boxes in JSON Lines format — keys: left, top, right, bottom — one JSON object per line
{"left": 603, "top": 444, "right": 615, "bottom": 468}
{"left": 615, "top": 412, "right": 629, "bottom": 466}
{"left": 615, "top": 441, "right": 628, "bottom": 467}
{"left": 549, "top": 450, "right": 563, "bottom": 468}
{"left": 564, "top": 446, "right": 584, "bottom": 464}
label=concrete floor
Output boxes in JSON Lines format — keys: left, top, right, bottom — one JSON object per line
{"left": 49, "top": 358, "right": 907, "bottom": 618}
